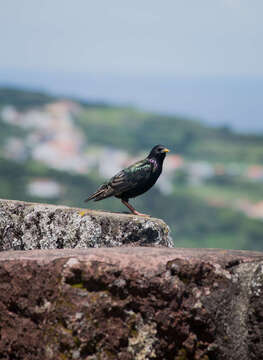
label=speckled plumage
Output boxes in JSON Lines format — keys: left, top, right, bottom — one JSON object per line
{"left": 85, "top": 145, "right": 170, "bottom": 216}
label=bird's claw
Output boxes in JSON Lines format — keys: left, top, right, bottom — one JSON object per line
{"left": 132, "top": 211, "right": 151, "bottom": 217}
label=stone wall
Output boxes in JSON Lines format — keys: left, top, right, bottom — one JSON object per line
{"left": 0, "top": 199, "right": 172, "bottom": 250}
{"left": 0, "top": 199, "right": 263, "bottom": 359}
{"left": 0, "top": 248, "right": 263, "bottom": 359}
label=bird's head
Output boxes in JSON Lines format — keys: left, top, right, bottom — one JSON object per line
{"left": 147, "top": 144, "right": 170, "bottom": 161}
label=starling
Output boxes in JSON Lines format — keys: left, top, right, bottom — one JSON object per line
{"left": 85, "top": 144, "right": 170, "bottom": 216}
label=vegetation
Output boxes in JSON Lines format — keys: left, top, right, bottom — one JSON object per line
{"left": 0, "top": 88, "right": 57, "bottom": 110}
{"left": 2, "top": 87, "right": 263, "bottom": 162}
{"left": 77, "top": 107, "right": 263, "bottom": 163}
{"left": 1, "top": 157, "right": 263, "bottom": 251}
{"left": 1, "top": 87, "right": 263, "bottom": 251}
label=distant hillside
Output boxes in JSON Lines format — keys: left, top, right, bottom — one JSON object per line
{"left": 0, "top": 87, "right": 111, "bottom": 110}
{"left": 1, "top": 69, "right": 263, "bottom": 132}
{"left": 1, "top": 87, "right": 263, "bottom": 163}
{"left": 1, "top": 86, "right": 263, "bottom": 252}
{"left": 0, "top": 88, "right": 57, "bottom": 110}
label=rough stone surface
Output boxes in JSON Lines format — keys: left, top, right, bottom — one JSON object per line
{"left": 0, "top": 199, "right": 173, "bottom": 250}
{"left": 0, "top": 247, "right": 263, "bottom": 360}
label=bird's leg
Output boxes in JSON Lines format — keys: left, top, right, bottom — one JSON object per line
{"left": 121, "top": 200, "right": 150, "bottom": 217}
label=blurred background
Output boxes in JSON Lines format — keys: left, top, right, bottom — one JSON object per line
{"left": 1, "top": 1, "right": 263, "bottom": 250}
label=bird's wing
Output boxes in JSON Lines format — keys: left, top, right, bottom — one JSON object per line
{"left": 109, "top": 159, "right": 152, "bottom": 194}
{"left": 85, "top": 159, "right": 153, "bottom": 202}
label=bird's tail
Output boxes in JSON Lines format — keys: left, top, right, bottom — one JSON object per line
{"left": 84, "top": 184, "right": 114, "bottom": 202}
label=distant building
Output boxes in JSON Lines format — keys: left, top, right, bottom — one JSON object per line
{"left": 45, "top": 100, "right": 82, "bottom": 117}
{"left": 187, "top": 161, "right": 214, "bottom": 185}
{"left": 3, "top": 137, "right": 27, "bottom": 161}
{"left": 98, "top": 148, "right": 129, "bottom": 178}
{"left": 17, "top": 100, "right": 88, "bottom": 173}
{"left": 27, "top": 178, "right": 62, "bottom": 198}
{"left": 165, "top": 154, "right": 184, "bottom": 172}
{"left": 249, "top": 201, "right": 263, "bottom": 219}
{"left": 246, "top": 165, "right": 263, "bottom": 181}
{"left": 1, "top": 105, "right": 19, "bottom": 124}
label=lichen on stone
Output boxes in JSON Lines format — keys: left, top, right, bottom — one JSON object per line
{"left": 127, "top": 316, "right": 157, "bottom": 359}
{"left": 0, "top": 198, "right": 173, "bottom": 250}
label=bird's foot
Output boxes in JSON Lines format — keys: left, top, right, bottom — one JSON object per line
{"left": 121, "top": 200, "right": 150, "bottom": 217}
{"left": 132, "top": 210, "right": 151, "bottom": 217}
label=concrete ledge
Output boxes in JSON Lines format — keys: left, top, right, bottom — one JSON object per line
{"left": 0, "top": 199, "right": 173, "bottom": 250}
{"left": 0, "top": 247, "right": 263, "bottom": 359}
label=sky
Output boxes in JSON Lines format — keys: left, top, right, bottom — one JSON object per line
{"left": 1, "top": 0, "right": 263, "bottom": 77}
{"left": 0, "top": 1, "right": 263, "bottom": 130}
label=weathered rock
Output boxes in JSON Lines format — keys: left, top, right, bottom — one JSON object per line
{"left": 0, "top": 199, "right": 172, "bottom": 250}
{"left": 0, "top": 247, "right": 263, "bottom": 360}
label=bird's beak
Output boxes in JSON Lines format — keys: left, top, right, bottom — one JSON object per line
{"left": 162, "top": 148, "right": 170, "bottom": 153}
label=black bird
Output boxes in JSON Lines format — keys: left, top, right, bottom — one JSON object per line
{"left": 85, "top": 144, "right": 170, "bottom": 216}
